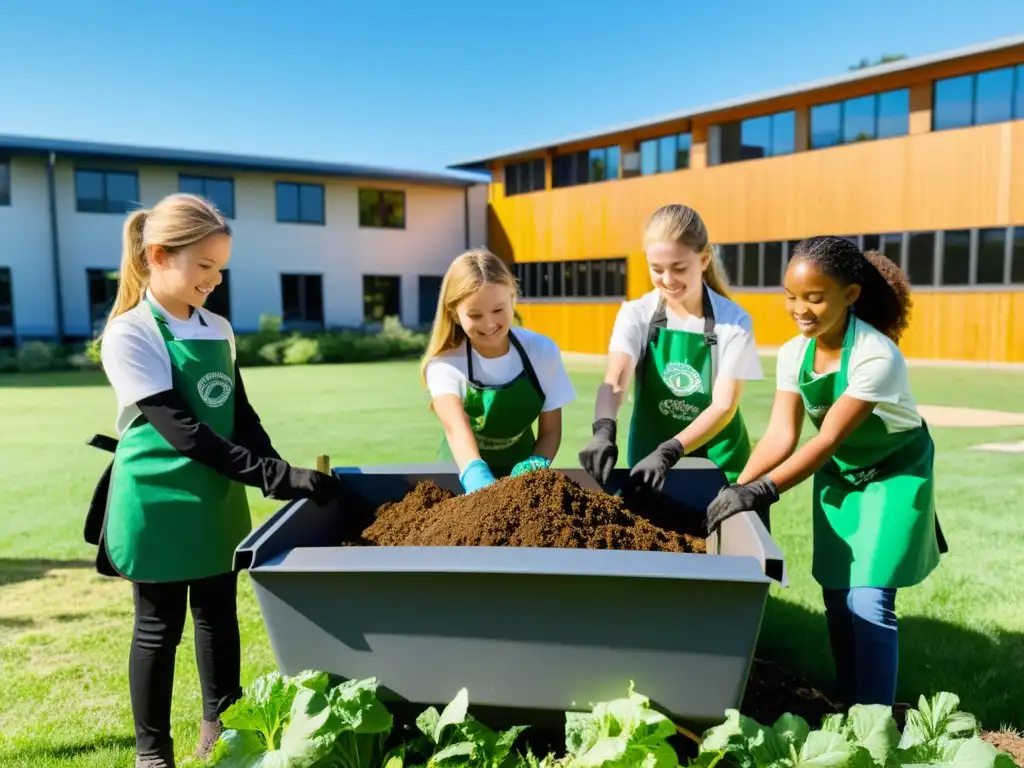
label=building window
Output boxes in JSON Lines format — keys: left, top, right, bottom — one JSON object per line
{"left": 977, "top": 228, "right": 1007, "bottom": 285}
{"left": 280, "top": 273, "right": 324, "bottom": 329}
{"left": 716, "top": 245, "right": 739, "bottom": 285}
{"left": 741, "top": 243, "right": 760, "bottom": 287}
{"left": 552, "top": 146, "right": 620, "bottom": 187}
{"left": 363, "top": 275, "right": 401, "bottom": 323}
{"left": 86, "top": 268, "right": 119, "bottom": 335}
{"left": 180, "top": 175, "right": 235, "bottom": 218}
{"left": 0, "top": 268, "right": 12, "bottom": 330}
{"left": 0, "top": 159, "right": 10, "bottom": 206}
{"left": 719, "top": 111, "right": 796, "bottom": 163}
{"left": 810, "top": 89, "right": 909, "bottom": 148}
{"left": 763, "top": 242, "right": 784, "bottom": 287}
{"left": 504, "top": 159, "right": 545, "bottom": 196}
{"left": 418, "top": 275, "right": 443, "bottom": 326}
{"left": 907, "top": 232, "right": 936, "bottom": 286}
{"left": 511, "top": 258, "right": 627, "bottom": 298}
{"left": 75, "top": 169, "right": 139, "bottom": 214}
{"left": 1012, "top": 227, "right": 1024, "bottom": 284}
{"left": 276, "top": 182, "right": 324, "bottom": 225}
{"left": 358, "top": 189, "right": 405, "bottom": 229}
{"left": 204, "top": 269, "right": 231, "bottom": 320}
{"left": 940, "top": 230, "right": 971, "bottom": 286}
{"left": 933, "top": 65, "right": 1023, "bottom": 131}
{"left": 639, "top": 132, "right": 691, "bottom": 175}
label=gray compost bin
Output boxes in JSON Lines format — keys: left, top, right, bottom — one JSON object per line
{"left": 234, "top": 459, "right": 786, "bottom": 729}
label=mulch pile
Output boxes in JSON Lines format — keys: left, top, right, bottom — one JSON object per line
{"left": 360, "top": 469, "right": 706, "bottom": 553}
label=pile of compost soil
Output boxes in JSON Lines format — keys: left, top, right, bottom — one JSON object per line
{"left": 359, "top": 469, "right": 706, "bottom": 553}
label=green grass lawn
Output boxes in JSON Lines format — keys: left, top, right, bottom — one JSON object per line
{"left": 1, "top": 358, "right": 1023, "bottom": 767}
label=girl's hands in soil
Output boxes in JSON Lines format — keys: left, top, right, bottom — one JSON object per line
{"left": 626, "top": 438, "right": 684, "bottom": 493}
{"left": 705, "top": 476, "right": 779, "bottom": 532}
{"left": 579, "top": 418, "right": 618, "bottom": 484}
{"left": 459, "top": 459, "right": 496, "bottom": 493}
{"left": 510, "top": 456, "right": 551, "bottom": 477}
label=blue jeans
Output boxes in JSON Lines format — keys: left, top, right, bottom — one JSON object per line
{"left": 822, "top": 587, "right": 898, "bottom": 706}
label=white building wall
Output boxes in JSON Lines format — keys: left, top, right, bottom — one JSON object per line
{"left": 0, "top": 158, "right": 57, "bottom": 338}
{"left": 0, "top": 155, "right": 487, "bottom": 341}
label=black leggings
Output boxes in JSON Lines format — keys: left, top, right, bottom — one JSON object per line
{"left": 129, "top": 570, "right": 242, "bottom": 753}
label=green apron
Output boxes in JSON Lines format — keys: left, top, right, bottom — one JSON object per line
{"left": 437, "top": 330, "right": 546, "bottom": 474}
{"left": 103, "top": 301, "right": 252, "bottom": 583}
{"left": 627, "top": 285, "right": 752, "bottom": 483}
{"left": 799, "top": 314, "right": 941, "bottom": 590}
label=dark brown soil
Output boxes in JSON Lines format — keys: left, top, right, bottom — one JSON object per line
{"left": 741, "top": 658, "right": 845, "bottom": 726}
{"left": 359, "top": 469, "right": 706, "bottom": 553}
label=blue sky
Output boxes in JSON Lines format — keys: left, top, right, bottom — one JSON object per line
{"left": 1, "top": 0, "right": 1021, "bottom": 175}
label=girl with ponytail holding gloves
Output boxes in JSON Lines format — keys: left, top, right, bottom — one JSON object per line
{"left": 96, "top": 193, "right": 342, "bottom": 767}
{"left": 422, "top": 248, "right": 576, "bottom": 493}
{"left": 579, "top": 204, "right": 764, "bottom": 493}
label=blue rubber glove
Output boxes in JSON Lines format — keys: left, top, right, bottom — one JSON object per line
{"left": 510, "top": 456, "right": 551, "bottom": 477}
{"left": 459, "top": 459, "right": 496, "bottom": 494}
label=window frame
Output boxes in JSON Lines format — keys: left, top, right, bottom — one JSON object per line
{"left": 358, "top": 188, "right": 406, "bottom": 229}
{"left": 74, "top": 168, "right": 140, "bottom": 214}
{"left": 179, "top": 173, "right": 236, "bottom": 218}
{"left": 275, "top": 181, "right": 326, "bottom": 225}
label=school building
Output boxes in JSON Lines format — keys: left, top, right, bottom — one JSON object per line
{"left": 0, "top": 135, "right": 488, "bottom": 346}
{"left": 449, "top": 34, "right": 1024, "bottom": 364}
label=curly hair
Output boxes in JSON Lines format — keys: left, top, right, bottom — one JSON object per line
{"left": 791, "top": 236, "right": 913, "bottom": 344}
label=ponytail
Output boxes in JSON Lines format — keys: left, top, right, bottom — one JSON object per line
{"left": 703, "top": 244, "right": 731, "bottom": 298}
{"left": 100, "top": 193, "right": 230, "bottom": 335}
{"left": 105, "top": 209, "right": 150, "bottom": 329}
{"left": 791, "top": 237, "right": 913, "bottom": 344}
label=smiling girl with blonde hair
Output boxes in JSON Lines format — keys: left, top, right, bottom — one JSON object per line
{"left": 421, "top": 247, "right": 576, "bottom": 493}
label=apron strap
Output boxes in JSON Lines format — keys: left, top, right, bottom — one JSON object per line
{"left": 465, "top": 330, "right": 547, "bottom": 403}
{"left": 702, "top": 283, "right": 718, "bottom": 387}
{"left": 635, "top": 284, "right": 718, "bottom": 387}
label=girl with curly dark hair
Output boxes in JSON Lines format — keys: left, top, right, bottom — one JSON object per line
{"left": 705, "top": 235, "right": 944, "bottom": 708}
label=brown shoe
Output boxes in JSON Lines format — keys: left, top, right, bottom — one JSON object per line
{"left": 193, "top": 718, "right": 222, "bottom": 760}
{"left": 136, "top": 742, "right": 176, "bottom": 768}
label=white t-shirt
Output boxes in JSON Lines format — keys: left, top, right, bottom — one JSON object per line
{"left": 425, "top": 327, "right": 576, "bottom": 412}
{"left": 100, "top": 290, "right": 236, "bottom": 436}
{"left": 608, "top": 287, "right": 764, "bottom": 381}
{"left": 776, "top": 319, "right": 922, "bottom": 433}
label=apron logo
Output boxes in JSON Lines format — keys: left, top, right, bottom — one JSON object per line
{"left": 803, "top": 397, "right": 830, "bottom": 419}
{"left": 661, "top": 362, "right": 703, "bottom": 397}
{"left": 658, "top": 399, "right": 701, "bottom": 422}
{"left": 475, "top": 431, "right": 526, "bottom": 451}
{"left": 197, "top": 372, "right": 232, "bottom": 408}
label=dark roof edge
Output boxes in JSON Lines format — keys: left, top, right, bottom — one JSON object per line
{"left": 447, "top": 33, "right": 1024, "bottom": 170}
{"left": 0, "top": 133, "right": 489, "bottom": 188}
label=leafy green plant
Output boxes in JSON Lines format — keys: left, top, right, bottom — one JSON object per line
{"left": 693, "top": 691, "right": 1014, "bottom": 768}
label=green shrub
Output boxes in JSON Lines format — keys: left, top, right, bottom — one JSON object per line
{"left": 282, "top": 336, "right": 321, "bottom": 365}
{"left": 0, "top": 350, "right": 17, "bottom": 373}
{"left": 17, "top": 341, "right": 67, "bottom": 373}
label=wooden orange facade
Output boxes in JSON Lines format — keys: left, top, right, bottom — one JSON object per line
{"left": 463, "top": 38, "right": 1024, "bottom": 363}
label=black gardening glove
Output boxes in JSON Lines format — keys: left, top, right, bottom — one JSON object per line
{"left": 627, "top": 438, "right": 685, "bottom": 494}
{"left": 578, "top": 418, "right": 618, "bottom": 484}
{"left": 274, "top": 467, "right": 344, "bottom": 506}
{"left": 705, "top": 476, "right": 779, "bottom": 533}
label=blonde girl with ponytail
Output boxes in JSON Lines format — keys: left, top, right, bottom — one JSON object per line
{"left": 421, "top": 247, "right": 576, "bottom": 494}
{"left": 579, "top": 203, "right": 765, "bottom": 495}
{"left": 91, "top": 192, "right": 341, "bottom": 767}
